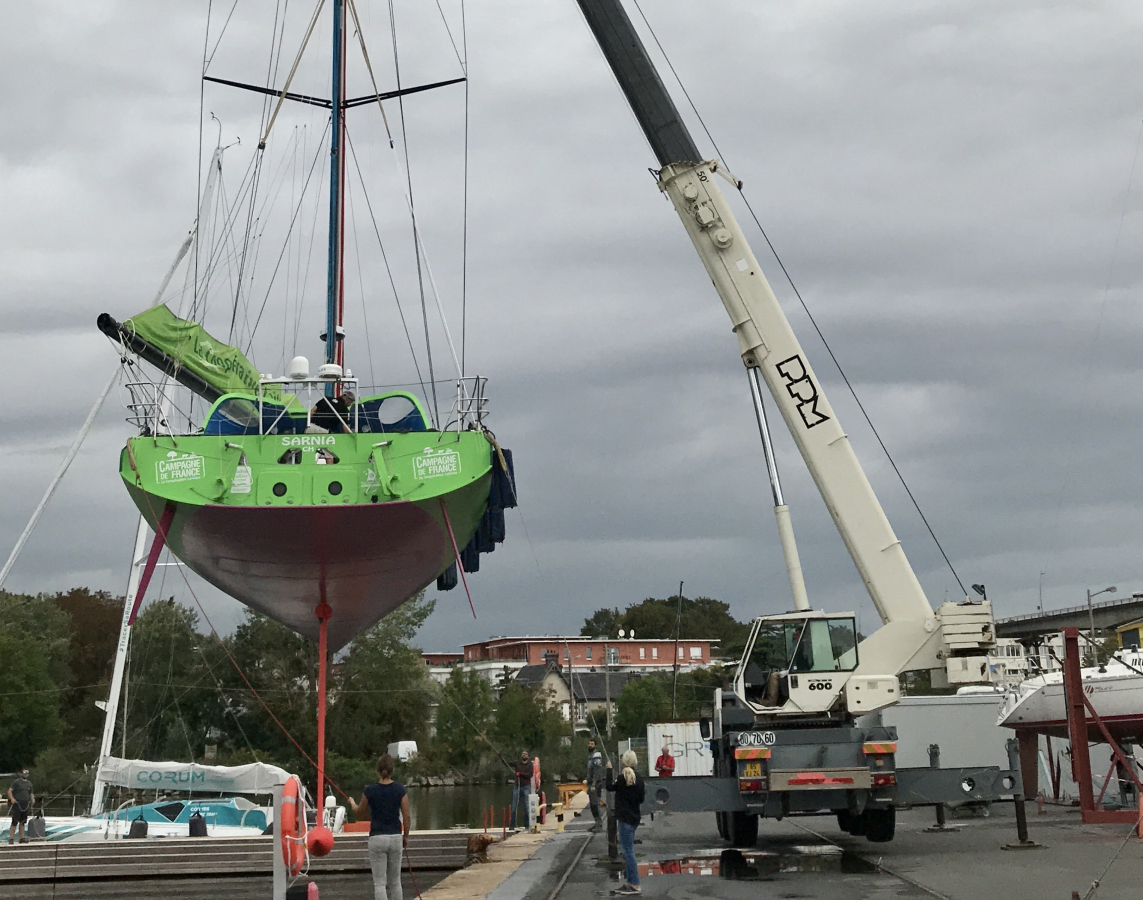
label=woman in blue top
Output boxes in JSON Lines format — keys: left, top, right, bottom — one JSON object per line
{"left": 352, "top": 754, "right": 411, "bottom": 900}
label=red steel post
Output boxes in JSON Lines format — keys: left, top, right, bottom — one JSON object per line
{"left": 1062, "top": 627, "right": 1095, "bottom": 812}
{"left": 316, "top": 601, "right": 333, "bottom": 810}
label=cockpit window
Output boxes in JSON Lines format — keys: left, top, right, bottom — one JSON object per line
{"left": 785, "top": 619, "right": 858, "bottom": 673}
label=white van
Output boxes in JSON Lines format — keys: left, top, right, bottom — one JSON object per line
{"left": 386, "top": 741, "right": 419, "bottom": 762}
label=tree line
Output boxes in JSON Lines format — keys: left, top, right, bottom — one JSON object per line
{"left": 0, "top": 588, "right": 749, "bottom": 806}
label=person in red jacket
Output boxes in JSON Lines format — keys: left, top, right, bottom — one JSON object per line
{"left": 654, "top": 745, "right": 675, "bottom": 777}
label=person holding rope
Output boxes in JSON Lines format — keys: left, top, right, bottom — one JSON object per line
{"left": 508, "top": 750, "right": 535, "bottom": 831}
{"left": 7, "top": 769, "right": 33, "bottom": 844}
{"left": 351, "top": 754, "right": 410, "bottom": 900}
{"left": 586, "top": 738, "right": 605, "bottom": 831}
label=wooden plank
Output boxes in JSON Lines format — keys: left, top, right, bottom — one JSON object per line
{"left": 0, "top": 830, "right": 478, "bottom": 883}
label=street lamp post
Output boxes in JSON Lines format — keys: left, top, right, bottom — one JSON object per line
{"left": 1086, "top": 585, "right": 1117, "bottom": 665}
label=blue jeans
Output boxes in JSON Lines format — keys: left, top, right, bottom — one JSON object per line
{"left": 618, "top": 820, "right": 639, "bottom": 886}
{"left": 509, "top": 784, "right": 533, "bottom": 829}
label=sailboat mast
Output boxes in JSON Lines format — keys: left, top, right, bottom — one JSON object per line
{"left": 325, "top": 0, "right": 348, "bottom": 375}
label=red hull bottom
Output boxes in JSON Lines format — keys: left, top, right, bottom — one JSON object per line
{"left": 176, "top": 502, "right": 449, "bottom": 649}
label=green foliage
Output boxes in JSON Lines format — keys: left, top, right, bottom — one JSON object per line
{"left": 124, "top": 599, "right": 227, "bottom": 762}
{"left": 226, "top": 609, "right": 319, "bottom": 773}
{"left": 613, "top": 667, "right": 727, "bottom": 739}
{"left": 613, "top": 676, "right": 671, "bottom": 738}
{"left": 581, "top": 595, "right": 751, "bottom": 659}
{"left": 0, "top": 590, "right": 73, "bottom": 688}
{"left": 433, "top": 668, "right": 494, "bottom": 767}
{"left": 325, "top": 752, "right": 379, "bottom": 803}
{"left": 0, "top": 631, "right": 60, "bottom": 769}
{"left": 31, "top": 743, "right": 93, "bottom": 801}
{"left": 580, "top": 607, "right": 621, "bottom": 637}
{"left": 54, "top": 589, "right": 121, "bottom": 742}
{"left": 492, "top": 683, "right": 566, "bottom": 760}
{"left": 328, "top": 595, "right": 437, "bottom": 759}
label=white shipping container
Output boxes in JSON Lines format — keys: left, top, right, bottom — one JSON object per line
{"left": 864, "top": 694, "right": 1009, "bottom": 769}
{"left": 646, "top": 721, "right": 713, "bottom": 777}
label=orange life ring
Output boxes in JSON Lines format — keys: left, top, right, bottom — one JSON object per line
{"left": 279, "top": 776, "right": 307, "bottom": 876}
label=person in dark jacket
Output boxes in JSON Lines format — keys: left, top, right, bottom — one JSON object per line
{"left": 310, "top": 390, "right": 355, "bottom": 433}
{"left": 508, "top": 750, "right": 535, "bottom": 830}
{"left": 8, "top": 769, "right": 33, "bottom": 844}
{"left": 351, "top": 753, "right": 410, "bottom": 900}
{"left": 607, "top": 750, "right": 645, "bottom": 895}
{"left": 585, "top": 738, "right": 604, "bottom": 831}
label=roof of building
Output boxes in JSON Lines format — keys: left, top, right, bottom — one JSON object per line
{"left": 514, "top": 664, "right": 554, "bottom": 687}
{"left": 563, "top": 671, "right": 636, "bottom": 701}
{"left": 467, "top": 635, "right": 718, "bottom": 645}
{"left": 512, "top": 663, "right": 637, "bottom": 701}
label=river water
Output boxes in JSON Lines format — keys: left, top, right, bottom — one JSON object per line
{"left": 406, "top": 784, "right": 517, "bottom": 831}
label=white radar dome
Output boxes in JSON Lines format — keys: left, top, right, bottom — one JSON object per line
{"left": 317, "top": 363, "right": 343, "bottom": 379}
{"left": 289, "top": 356, "right": 310, "bottom": 379}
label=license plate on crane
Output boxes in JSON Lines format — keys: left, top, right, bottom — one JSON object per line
{"left": 742, "top": 762, "right": 762, "bottom": 778}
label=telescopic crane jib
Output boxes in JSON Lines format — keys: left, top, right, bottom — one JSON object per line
{"left": 572, "top": 0, "right": 997, "bottom": 844}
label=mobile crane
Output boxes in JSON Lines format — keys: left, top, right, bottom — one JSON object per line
{"left": 574, "top": 0, "right": 997, "bottom": 843}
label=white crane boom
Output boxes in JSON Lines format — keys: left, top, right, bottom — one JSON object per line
{"left": 574, "top": 0, "right": 993, "bottom": 693}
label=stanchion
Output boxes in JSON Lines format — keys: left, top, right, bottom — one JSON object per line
{"left": 607, "top": 789, "right": 618, "bottom": 862}
{"left": 1003, "top": 737, "right": 1040, "bottom": 849}
{"left": 923, "top": 743, "right": 956, "bottom": 833}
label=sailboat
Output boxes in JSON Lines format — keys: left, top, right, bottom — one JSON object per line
{"left": 998, "top": 647, "right": 1143, "bottom": 742}
{"left": 99, "top": 2, "right": 514, "bottom": 654}
{"left": 95, "top": 1, "right": 514, "bottom": 823}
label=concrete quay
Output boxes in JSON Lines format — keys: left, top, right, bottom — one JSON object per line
{"left": 466, "top": 802, "right": 1143, "bottom": 900}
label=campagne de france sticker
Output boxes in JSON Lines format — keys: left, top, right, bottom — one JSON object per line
{"left": 413, "top": 448, "right": 461, "bottom": 480}
{"left": 156, "top": 451, "right": 205, "bottom": 484}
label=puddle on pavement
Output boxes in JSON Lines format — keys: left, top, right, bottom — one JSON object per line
{"left": 630, "top": 845, "right": 877, "bottom": 881}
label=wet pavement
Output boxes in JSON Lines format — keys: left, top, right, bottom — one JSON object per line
{"left": 496, "top": 803, "right": 1143, "bottom": 900}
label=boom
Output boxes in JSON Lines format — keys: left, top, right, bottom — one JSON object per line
{"left": 574, "top": 0, "right": 992, "bottom": 685}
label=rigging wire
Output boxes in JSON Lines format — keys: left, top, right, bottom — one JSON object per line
{"left": 345, "top": 128, "right": 431, "bottom": 398}
{"left": 387, "top": 0, "right": 440, "bottom": 427}
{"left": 204, "top": 0, "right": 241, "bottom": 71}
{"left": 194, "top": 1, "right": 214, "bottom": 317}
{"left": 629, "top": 0, "right": 967, "bottom": 595}
{"left": 245, "top": 122, "right": 332, "bottom": 354}
{"left": 460, "top": 0, "right": 469, "bottom": 376}
{"left": 225, "top": 0, "right": 291, "bottom": 345}
{"left": 346, "top": 186, "right": 378, "bottom": 388}
{"left": 433, "top": 0, "right": 466, "bottom": 71}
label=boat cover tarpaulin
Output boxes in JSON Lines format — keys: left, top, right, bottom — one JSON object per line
{"left": 122, "top": 304, "right": 280, "bottom": 400}
{"left": 97, "top": 757, "right": 291, "bottom": 794}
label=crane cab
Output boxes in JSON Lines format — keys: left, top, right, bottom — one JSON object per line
{"left": 733, "top": 611, "right": 861, "bottom": 718}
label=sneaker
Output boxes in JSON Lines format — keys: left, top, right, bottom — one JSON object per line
{"left": 616, "top": 885, "right": 641, "bottom": 895}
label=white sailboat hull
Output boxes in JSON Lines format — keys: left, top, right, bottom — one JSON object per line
{"left": 998, "top": 651, "right": 1143, "bottom": 741}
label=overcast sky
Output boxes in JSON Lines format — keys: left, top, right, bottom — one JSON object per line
{"left": 3, "top": 1, "right": 1143, "bottom": 654}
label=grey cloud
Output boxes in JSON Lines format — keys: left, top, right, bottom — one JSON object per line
{"left": 2, "top": 1, "right": 1142, "bottom": 654}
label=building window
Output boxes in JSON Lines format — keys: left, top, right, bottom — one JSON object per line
{"left": 652, "top": 647, "right": 658, "bottom": 660}
{"left": 639, "top": 647, "right": 646, "bottom": 660}
{"left": 586, "top": 647, "right": 592, "bottom": 660}
{"left": 564, "top": 647, "right": 569, "bottom": 660}
{"left": 678, "top": 647, "right": 684, "bottom": 659}
{"left": 690, "top": 646, "right": 701, "bottom": 660}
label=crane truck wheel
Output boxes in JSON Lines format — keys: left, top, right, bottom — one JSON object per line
{"left": 863, "top": 808, "right": 896, "bottom": 843}
{"left": 836, "top": 810, "right": 863, "bottom": 835}
{"left": 715, "top": 811, "right": 728, "bottom": 840}
{"left": 727, "top": 811, "right": 758, "bottom": 847}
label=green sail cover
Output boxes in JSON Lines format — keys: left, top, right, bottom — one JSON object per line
{"left": 123, "top": 304, "right": 280, "bottom": 401}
